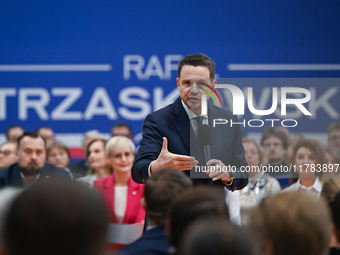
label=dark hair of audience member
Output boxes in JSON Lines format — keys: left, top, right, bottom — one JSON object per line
{"left": 179, "top": 218, "right": 253, "bottom": 255}
{"left": 17, "top": 132, "right": 46, "bottom": 149}
{"left": 328, "top": 122, "right": 340, "bottom": 135}
{"left": 167, "top": 186, "right": 229, "bottom": 251}
{"left": 2, "top": 179, "right": 109, "bottom": 255}
{"left": 249, "top": 192, "right": 331, "bottom": 255}
{"left": 5, "top": 125, "right": 23, "bottom": 141}
{"left": 145, "top": 168, "right": 193, "bottom": 225}
{"left": 260, "top": 127, "right": 288, "bottom": 150}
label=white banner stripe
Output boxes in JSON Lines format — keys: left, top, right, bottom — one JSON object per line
{"left": 0, "top": 64, "right": 112, "bottom": 72}
{"left": 227, "top": 64, "right": 340, "bottom": 71}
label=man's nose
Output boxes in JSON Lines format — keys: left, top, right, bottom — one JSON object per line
{"left": 190, "top": 83, "right": 199, "bottom": 93}
{"left": 31, "top": 152, "right": 38, "bottom": 159}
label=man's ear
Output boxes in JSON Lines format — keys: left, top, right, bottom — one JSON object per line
{"left": 140, "top": 197, "right": 146, "bottom": 210}
{"left": 176, "top": 77, "right": 180, "bottom": 89}
{"left": 212, "top": 79, "right": 216, "bottom": 88}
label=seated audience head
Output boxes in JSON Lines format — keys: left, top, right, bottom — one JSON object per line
{"left": 328, "top": 122, "right": 340, "bottom": 149}
{"left": 105, "top": 136, "right": 135, "bottom": 173}
{"left": 2, "top": 179, "right": 108, "bottom": 255}
{"left": 260, "top": 127, "right": 288, "bottom": 166}
{"left": 144, "top": 168, "right": 192, "bottom": 226}
{"left": 179, "top": 218, "right": 253, "bottom": 255}
{"left": 291, "top": 139, "right": 325, "bottom": 179}
{"left": 86, "top": 139, "right": 111, "bottom": 175}
{"left": 324, "top": 146, "right": 340, "bottom": 172}
{"left": 249, "top": 192, "right": 331, "bottom": 255}
{"left": 46, "top": 141, "right": 70, "bottom": 170}
{"left": 167, "top": 186, "right": 229, "bottom": 252}
{"left": 5, "top": 125, "right": 24, "bottom": 143}
{"left": 111, "top": 122, "right": 133, "bottom": 139}
{"left": 0, "top": 142, "right": 18, "bottom": 169}
{"left": 36, "top": 126, "right": 55, "bottom": 145}
{"left": 242, "top": 138, "right": 266, "bottom": 177}
{"left": 81, "top": 130, "right": 100, "bottom": 155}
{"left": 275, "top": 126, "right": 290, "bottom": 139}
{"left": 17, "top": 132, "right": 46, "bottom": 181}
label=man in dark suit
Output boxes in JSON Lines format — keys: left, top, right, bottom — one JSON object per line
{"left": 0, "top": 132, "right": 71, "bottom": 189}
{"left": 132, "top": 53, "right": 248, "bottom": 191}
{"left": 117, "top": 168, "right": 193, "bottom": 255}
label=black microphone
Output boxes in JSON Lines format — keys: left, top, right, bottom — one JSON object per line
{"left": 197, "top": 124, "right": 213, "bottom": 185}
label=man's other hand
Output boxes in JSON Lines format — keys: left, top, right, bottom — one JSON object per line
{"left": 150, "top": 137, "right": 198, "bottom": 173}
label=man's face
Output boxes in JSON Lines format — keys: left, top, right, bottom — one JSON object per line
{"left": 263, "top": 135, "right": 286, "bottom": 163}
{"left": 8, "top": 127, "right": 24, "bottom": 142}
{"left": 47, "top": 146, "right": 69, "bottom": 169}
{"left": 177, "top": 65, "right": 215, "bottom": 116}
{"left": 18, "top": 136, "right": 46, "bottom": 176}
{"left": 0, "top": 143, "right": 18, "bottom": 169}
{"left": 39, "top": 128, "right": 54, "bottom": 145}
{"left": 328, "top": 130, "right": 340, "bottom": 149}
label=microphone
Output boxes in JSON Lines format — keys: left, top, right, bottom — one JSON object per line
{"left": 197, "top": 124, "right": 213, "bottom": 185}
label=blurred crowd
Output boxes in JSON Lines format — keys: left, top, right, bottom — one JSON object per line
{"left": 0, "top": 121, "right": 340, "bottom": 255}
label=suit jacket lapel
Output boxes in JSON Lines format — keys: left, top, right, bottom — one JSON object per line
{"left": 103, "top": 175, "right": 118, "bottom": 223}
{"left": 122, "top": 175, "right": 140, "bottom": 223}
{"left": 170, "top": 97, "right": 191, "bottom": 154}
{"left": 9, "top": 164, "right": 24, "bottom": 187}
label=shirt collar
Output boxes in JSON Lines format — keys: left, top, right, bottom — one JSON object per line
{"left": 181, "top": 100, "right": 207, "bottom": 120}
{"left": 297, "top": 177, "right": 322, "bottom": 193}
{"left": 19, "top": 171, "right": 40, "bottom": 188}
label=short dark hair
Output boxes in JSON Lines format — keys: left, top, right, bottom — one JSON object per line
{"left": 145, "top": 168, "right": 192, "bottom": 225}
{"left": 179, "top": 218, "right": 253, "bottom": 255}
{"left": 328, "top": 121, "right": 340, "bottom": 135}
{"left": 260, "top": 127, "right": 288, "bottom": 149}
{"left": 17, "top": 132, "right": 46, "bottom": 150}
{"left": 168, "top": 186, "right": 229, "bottom": 251}
{"left": 178, "top": 53, "right": 215, "bottom": 79}
{"left": 111, "top": 122, "right": 133, "bottom": 137}
{"left": 5, "top": 125, "right": 23, "bottom": 140}
{"left": 3, "top": 179, "right": 108, "bottom": 255}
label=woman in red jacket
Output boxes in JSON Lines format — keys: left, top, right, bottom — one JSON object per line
{"left": 94, "top": 136, "right": 145, "bottom": 224}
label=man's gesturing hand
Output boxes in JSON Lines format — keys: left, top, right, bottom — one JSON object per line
{"left": 206, "top": 159, "right": 231, "bottom": 181}
{"left": 150, "top": 137, "right": 198, "bottom": 174}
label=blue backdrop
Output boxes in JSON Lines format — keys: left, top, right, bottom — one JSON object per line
{"left": 1, "top": 0, "right": 339, "bottom": 145}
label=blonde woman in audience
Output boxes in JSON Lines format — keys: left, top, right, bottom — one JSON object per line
{"left": 94, "top": 136, "right": 145, "bottom": 224}
{"left": 283, "top": 139, "right": 325, "bottom": 197}
{"left": 240, "top": 138, "right": 281, "bottom": 225}
{"left": 77, "top": 139, "right": 112, "bottom": 188}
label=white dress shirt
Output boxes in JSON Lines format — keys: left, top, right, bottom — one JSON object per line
{"left": 282, "top": 177, "right": 323, "bottom": 198}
